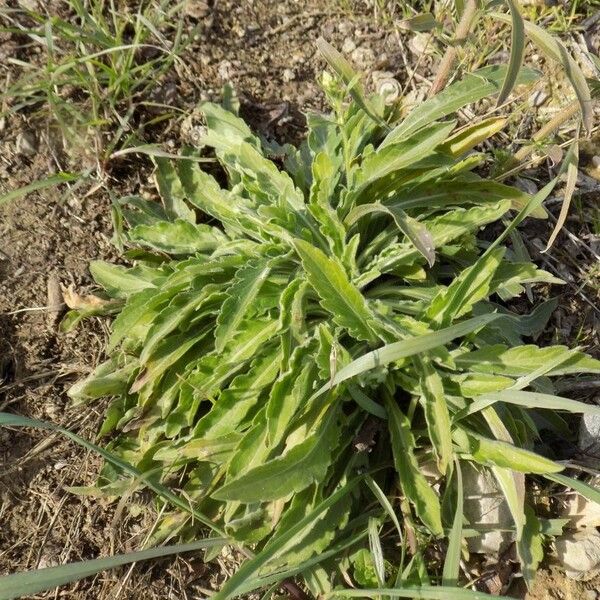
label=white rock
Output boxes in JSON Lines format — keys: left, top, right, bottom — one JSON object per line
{"left": 342, "top": 38, "right": 356, "bottom": 54}
{"left": 555, "top": 530, "right": 600, "bottom": 581}
{"left": 351, "top": 47, "right": 375, "bottom": 69}
{"left": 463, "top": 464, "right": 514, "bottom": 555}
{"left": 560, "top": 484, "right": 600, "bottom": 529}
{"left": 15, "top": 130, "right": 37, "bottom": 156}
{"left": 529, "top": 90, "right": 549, "bottom": 107}
{"left": 282, "top": 68, "right": 295, "bottom": 83}
{"left": 579, "top": 413, "right": 600, "bottom": 465}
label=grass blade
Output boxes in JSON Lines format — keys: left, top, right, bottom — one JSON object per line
{"left": 492, "top": 13, "right": 593, "bottom": 131}
{"left": 497, "top": 0, "right": 525, "bottom": 106}
{"left": 311, "top": 314, "right": 501, "bottom": 401}
{"left": 546, "top": 473, "right": 600, "bottom": 505}
{"left": 0, "top": 413, "right": 225, "bottom": 536}
{"left": 0, "top": 172, "right": 77, "bottom": 207}
{"left": 212, "top": 477, "right": 363, "bottom": 600}
{"left": 0, "top": 539, "right": 224, "bottom": 600}
{"left": 464, "top": 390, "right": 600, "bottom": 417}
{"left": 442, "top": 461, "right": 463, "bottom": 586}
{"left": 326, "top": 587, "right": 512, "bottom": 599}
{"left": 543, "top": 134, "right": 579, "bottom": 251}
{"left": 517, "top": 505, "right": 543, "bottom": 591}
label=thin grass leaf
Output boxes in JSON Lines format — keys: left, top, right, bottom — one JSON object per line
{"left": 0, "top": 539, "right": 224, "bottom": 600}
{"left": 497, "top": 0, "right": 526, "bottom": 106}
{"left": 310, "top": 314, "right": 501, "bottom": 401}
{"left": 326, "top": 587, "right": 512, "bottom": 599}
{"left": 0, "top": 413, "right": 224, "bottom": 536}
{"left": 493, "top": 13, "right": 593, "bottom": 131}
{"left": 365, "top": 476, "right": 402, "bottom": 539}
{"left": 464, "top": 390, "right": 600, "bottom": 417}
{"left": 0, "top": 172, "right": 77, "bottom": 206}
{"left": 212, "top": 476, "right": 363, "bottom": 600}
{"left": 546, "top": 473, "right": 600, "bottom": 505}
{"left": 442, "top": 461, "right": 463, "bottom": 586}
{"left": 386, "top": 395, "right": 444, "bottom": 537}
{"left": 492, "top": 466, "right": 525, "bottom": 542}
{"left": 517, "top": 505, "right": 543, "bottom": 591}
{"left": 544, "top": 134, "right": 579, "bottom": 251}
{"left": 368, "top": 518, "right": 386, "bottom": 587}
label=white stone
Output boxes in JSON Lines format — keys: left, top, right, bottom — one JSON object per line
{"left": 15, "top": 131, "right": 37, "bottom": 156}
{"left": 463, "top": 464, "right": 514, "bottom": 555}
{"left": 560, "top": 484, "right": 600, "bottom": 529}
{"left": 282, "top": 68, "right": 295, "bottom": 82}
{"left": 555, "top": 530, "right": 600, "bottom": 581}
{"left": 342, "top": 38, "right": 356, "bottom": 54}
{"left": 351, "top": 47, "right": 375, "bottom": 69}
{"left": 579, "top": 413, "right": 600, "bottom": 465}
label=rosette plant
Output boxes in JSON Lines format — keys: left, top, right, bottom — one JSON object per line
{"left": 67, "top": 40, "right": 600, "bottom": 597}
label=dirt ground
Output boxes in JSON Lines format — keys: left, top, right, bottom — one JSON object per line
{"left": 0, "top": 0, "right": 599, "bottom": 598}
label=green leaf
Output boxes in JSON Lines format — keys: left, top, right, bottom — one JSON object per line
{"left": 517, "top": 505, "right": 544, "bottom": 590}
{"left": 294, "top": 238, "right": 377, "bottom": 342}
{"left": 454, "top": 344, "right": 600, "bottom": 377}
{"left": 90, "top": 261, "right": 160, "bottom": 298}
{"left": 215, "top": 260, "right": 272, "bottom": 353}
{"left": 386, "top": 65, "right": 539, "bottom": 142}
{"left": 68, "top": 359, "right": 136, "bottom": 403}
{"left": 416, "top": 358, "right": 453, "bottom": 475}
{"left": 311, "top": 314, "right": 501, "bottom": 401}
{"left": 194, "top": 350, "right": 281, "bottom": 439}
{"left": 213, "top": 406, "right": 340, "bottom": 502}
{"left": 385, "top": 395, "right": 444, "bottom": 536}
{"left": 212, "top": 476, "right": 363, "bottom": 600}
{"left": 497, "top": 0, "right": 526, "bottom": 106}
{"left": 454, "top": 428, "right": 564, "bottom": 474}
{"left": 465, "top": 390, "right": 600, "bottom": 417}
{"left": 426, "top": 247, "right": 505, "bottom": 325}
{"left": 347, "top": 203, "right": 436, "bottom": 266}
{"left": 368, "top": 121, "right": 456, "bottom": 180}
{"left": 442, "top": 461, "right": 463, "bottom": 586}
{"left": 438, "top": 118, "right": 507, "bottom": 158}
{"left": 328, "top": 586, "right": 510, "bottom": 599}
{"left": 0, "top": 538, "right": 225, "bottom": 600}
{"left": 129, "top": 220, "right": 226, "bottom": 255}
{"left": 153, "top": 157, "right": 196, "bottom": 222}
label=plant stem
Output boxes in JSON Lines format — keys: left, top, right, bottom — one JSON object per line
{"left": 428, "top": 0, "right": 479, "bottom": 97}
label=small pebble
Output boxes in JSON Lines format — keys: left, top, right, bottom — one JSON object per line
{"left": 342, "top": 38, "right": 356, "bottom": 54}
{"left": 15, "top": 130, "right": 37, "bottom": 157}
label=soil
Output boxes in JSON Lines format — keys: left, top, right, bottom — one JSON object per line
{"left": 0, "top": 1, "right": 599, "bottom": 599}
